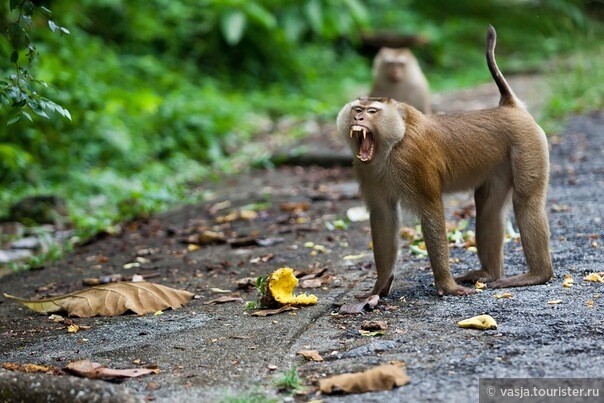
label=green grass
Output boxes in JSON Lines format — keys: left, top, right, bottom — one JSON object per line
{"left": 273, "top": 366, "right": 305, "bottom": 394}
{"left": 543, "top": 45, "right": 604, "bottom": 129}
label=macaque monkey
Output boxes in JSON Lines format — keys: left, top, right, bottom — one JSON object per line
{"left": 369, "top": 47, "right": 431, "bottom": 114}
{"left": 337, "top": 26, "right": 553, "bottom": 297}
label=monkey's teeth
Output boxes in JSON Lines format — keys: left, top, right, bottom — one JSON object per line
{"left": 363, "top": 128, "right": 367, "bottom": 139}
{"left": 349, "top": 129, "right": 353, "bottom": 138}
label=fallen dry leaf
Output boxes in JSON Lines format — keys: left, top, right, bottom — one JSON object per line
{"left": 228, "top": 236, "right": 284, "bottom": 248}
{"left": 65, "top": 359, "right": 158, "bottom": 381}
{"left": 48, "top": 314, "right": 64, "bottom": 323}
{"left": 210, "top": 288, "right": 232, "bottom": 293}
{"left": 297, "top": 350, "right": 324, "bottom": 362}
{"left": 217, "top": 210, "right": 257, "bottom": 223}
{"left": 319, "top": 364, "right": 410, "bottom": 394}
{"left": 3, "top": 282, "right": 194, "bottom": 318}
{"left": 457, "top": 314, "right": 497, "bottom": 330}
{"left": 251, "top": 305, "right": 298, "bottom": 317}
{"left": 203, "top": 295, "right": 244, "bottom": 305}
{"left": 2, "top": 362, "right": 59, "bottom": 374}
{"left": 343, "top": 253, "right": 366, "bottom": 260}
{"left": 361, "top": 320, "right": 388, "bottom": 331}
{"left": 280, "top": 201, "right": 310, "bottom": 213}
{"left": 339, "top": 295, "right": 379, "bottom": 315}
{"left": 236, "top": 277, "right": 257, "bottom": 290}
{"left": 295, "top": 267, "right": 328, "bottom": 280}
{"left": 187, "top": 230, "right": 226, "bottom": 245}
{"left": 300, "top": 275, "right": 333, "bottom": 289}
{"left": 299, "top": 279, "right": 322, "bottom": 289}
{"left": 249, "top": 254, "right": 274, "bottom": 264}
{"left": 551, "top": 203, "right": 571, "bottom": 212}
{"left": 563, "top": 273, "right": 574, "bottom": 288}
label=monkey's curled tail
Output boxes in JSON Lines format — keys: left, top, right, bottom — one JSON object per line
{"left": 486, "top": 25, "right": 521, "bottom": 108}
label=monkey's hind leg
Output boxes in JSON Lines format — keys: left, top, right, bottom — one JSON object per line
{"left": 490, "top": 173, "right": 553, "bottom": 288}
{"left": 456, "top": 177, "right": 511, "bottom": 284}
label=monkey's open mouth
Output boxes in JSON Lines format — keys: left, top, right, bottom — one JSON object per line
{"left": 349, "top": 125, "right": 375, "bottom": 162}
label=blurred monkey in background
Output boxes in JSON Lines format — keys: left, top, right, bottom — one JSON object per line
{"left": 369, "top": 47, "right": 431, "bottom": 114}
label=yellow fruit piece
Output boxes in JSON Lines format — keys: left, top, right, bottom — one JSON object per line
{"left": 584, "top": 273, "right": 604, "bottom": 283}
{"left": 475, "top": 281, "right": 486, "bottom": 290}
{"left": 457, "top": 314, "right": 497, "bottom": 330}
{"left": 265, "top": 267, "right": 318, "bottom": 307}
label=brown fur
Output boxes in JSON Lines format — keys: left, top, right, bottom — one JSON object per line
{"left": 369, "top": 47, "right": 431, "bottom": 114}
{"left": 337, "top": 26, "right": 553, "bottom": 297}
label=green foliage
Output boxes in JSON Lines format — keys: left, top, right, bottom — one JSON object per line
{"left": 545, "top": 45, "right": 604, "bottom": 120}
{"left": 0, "top": 0, "right": 71, "bottom": 125}
{"left": 273, "top": 366, "right": 304, "bottom": 393}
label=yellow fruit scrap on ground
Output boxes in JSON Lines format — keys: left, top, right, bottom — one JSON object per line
{"left": 563, "top": 274, "right": 574, "bottom": 287}
{"left": 265, "top": 267, "right": 318, "bottom": 307}
{"left": 457, "top": 314, "right": 498, "bottom": 330}
{"left": 584, "top": 272, "right": 604, "bottom": 283}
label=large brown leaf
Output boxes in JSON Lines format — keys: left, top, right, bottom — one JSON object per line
{"left": 3, "top": 282, "right": 194, "bottom": 317}
{"left": 319, "top": 364, "right": 410, "bottom": 394}
{"left": 65, "top": 359, "right": 158, "bottom": 381}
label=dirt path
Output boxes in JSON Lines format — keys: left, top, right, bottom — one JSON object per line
{"left": 0, "top": 78, "right": 602, "bottom": 402}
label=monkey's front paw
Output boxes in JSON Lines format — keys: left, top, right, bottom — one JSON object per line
{"left": 437, "top": 284, "right": 476, "bottom": 296}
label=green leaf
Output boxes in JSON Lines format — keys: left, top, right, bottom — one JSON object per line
{"left": 10, "top": 51, "right": 19, "bottom": 64}
{"left": 305, "top": 0, "right": 323, "bottom": 35}
{"left": 220, "top": 10, "right": 247, "bottom": 45}
{"left": 30, "top": 106, "right": 50, "bottom": 119}
{"left": 409, "top": 244, "right": 428, "bottom": 256}
{"left": 48, "top": 20, "right": 58, "bottom": 32}
{"left": 56, "top": 105, "right": 72, "bottom": 120}
{"left": 40, "top": 6, "right": 52, "bottom": 17}
{"left": 243, "top": 3, "right": 277, "bottom": 29}
{"left": 9, "top": 0, "right": 23, "bottom": 11}
{"left": 282, "top": 10, "right": 306, "bottom": 43}
{"left": 7, "top": 114, "right": 21, "bottom": 125}
{"left": 343, "top": 0, "right": 369, "bottom": 25}
{"left": 21, "top": 110, "right": 33, "bottom": 122}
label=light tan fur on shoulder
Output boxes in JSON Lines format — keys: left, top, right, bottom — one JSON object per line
{"left": 337, "top": 26, "right": 553, "bottom": 297}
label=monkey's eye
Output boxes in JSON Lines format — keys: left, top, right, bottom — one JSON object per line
{"left": 367, "top": 108, "right": 378, "bottom": 114}
{"left": 353, "top": 107, "right": 362, "bottom": 113}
